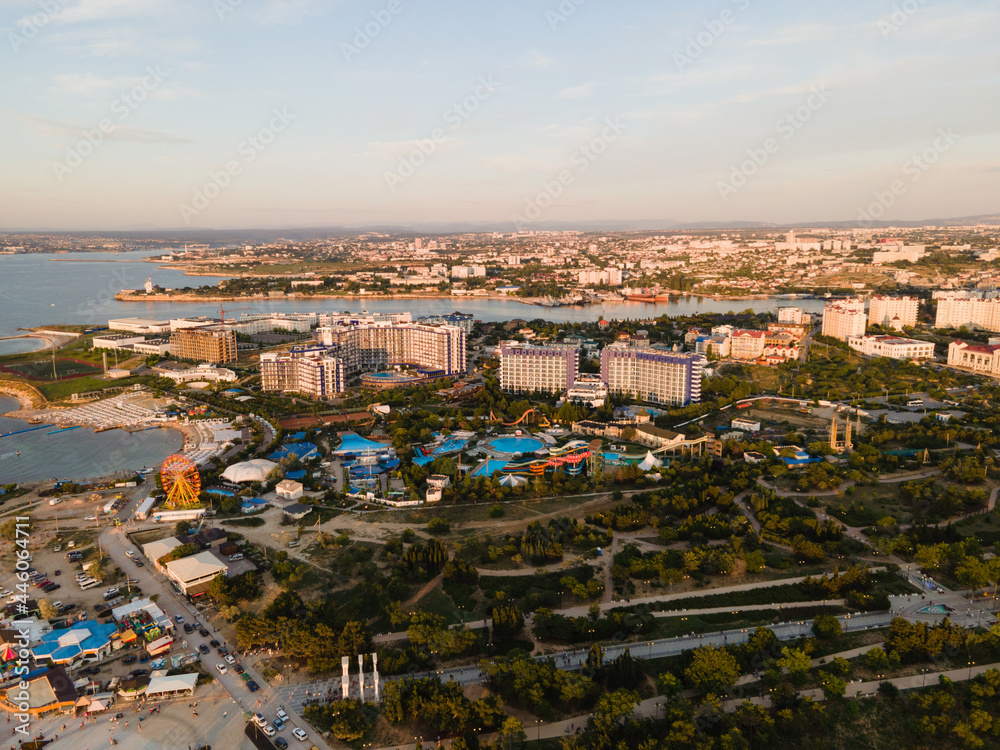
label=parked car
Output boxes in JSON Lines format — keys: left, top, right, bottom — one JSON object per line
{"left": 129, "top": 669, "right": 148, "bottom": 678}
{"left": 234, "top": 665, "right": 245, "bottom": 675}
{"left": 198, "top": 644, "right": 210, "bottom": 655}
{"left": 251, "top": 712, "right": 266, "bottom": 727}
{"left": 133, "top": 561, "right": 144, "bottom": 567}
{"left": 199, "top": 628, "right": 209, "bottom": 638}
{"left": 122, "top": 655, "right": 137, "bottom": 665}
{"left": 275, "top": 738, "right": 288, "bottom": 749}
{"left": 277, "top": 708, "right": 289, "bottom": 723}
{"left": 292, "top": 728, "right": 307, "bottom": 742}
{"left": 209, "top": 639, "right": 220, "bottom": 648}
{"left": 261, "top": 725, "right": 275, "bottom": 737}
{"left": 183, "top": 623, "right": 193, "bottom": 634}
{"left": 273, "top": 718, "right": 285, "bottom": 731}
{"left": 215, "top": 664, "right": 227, "bottom": 675}
{"left": 247, "top": 681, "right": 259, "bottom": 692}
{"left": 224, "top": 655, "right": 235, "bottom": 665}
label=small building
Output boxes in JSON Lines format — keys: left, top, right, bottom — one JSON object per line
{"left": 145, "top": 673, "right": 197, "bottom": 701}
{"left": 427, "top": 475, "right": 451, "bottom": 490}
{"left": 426, "top": 488, "right": 443, "bottom": 503}
{"left": 163, "top": 551, "right": 228, "bottom": 598}
{"left": 275, "top": 479, "right": 304, "bottom": 501}
{"left": 731, "top": 417, "right": 761, "bottom": 433}
{"left": 743, "top": 451, "right": 767, "bottom": 464}
{"left": 282, "top": 503, "right": 312, "bottom": 521}
{"left": 3, "top": 666, "right": 77, "bottom": 717}
{"left": 32, "top": 621, "right": 119, "bottom": 669}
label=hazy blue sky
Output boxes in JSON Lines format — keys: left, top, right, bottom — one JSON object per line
{"left": 1, "top": 0, "right": 997, "bottom": 230}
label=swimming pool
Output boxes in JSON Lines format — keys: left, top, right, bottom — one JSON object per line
{"left": 488, "top": 436, "right": 544, "bottom": 456}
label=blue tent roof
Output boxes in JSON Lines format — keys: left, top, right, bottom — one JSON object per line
{"left": 287, "top": 431, "right": 307, "bottom": 441}
{"left": 335, "top": 432, "right": 390, "bottom": 455}
{"left": 285, "top": 470, "right": 307, "bottom": 480}
{"left": 32, "top": 621, "right": 117, "bottom": 664}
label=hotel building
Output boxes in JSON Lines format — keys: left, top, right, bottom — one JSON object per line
{"left": 934, "top": 292, "right": 1000, "bottom": 332}
{"left": 170, "top": 326, "right": 237, "bottom": 364}
{"left": 868, "top": 296, "right": 919, "bottom": 329}
{"left": 260, "top": 349, "right": 346, "bottom": 399}
{"left": 316, "top": 322, "right": 466, "bottom": 377}
{"left": 821, "top": 298, "right": 867, "bottom": 341}
{"left": 600, "top": 342, "right": 704, "bottom": 406}
{"left": 499, "top": 342, "right": 580, "bottom": 394}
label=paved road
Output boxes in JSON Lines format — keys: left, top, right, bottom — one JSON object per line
{"left": 277, "top": 611, "right": 892, "bottom": 711}
{"left": 99, "top": 485, "right": 328, "bottom": 749}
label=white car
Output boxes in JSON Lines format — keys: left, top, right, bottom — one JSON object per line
{"left": 262, "top": 725, "right": 275, "bottom": 737}
{"left": 215, "top": 663, "right": 227, "bottom": 675}
{"left": 292, "top": 728, "right": 307, "bottom": 742}
{"left": 252, "top": 712, "right": 266, "bottom": 727}
{"left": 225, "top": 655, "right": 235, "bottom": 665}
{"left": 52, "top": 601, "right": 62, "bottom": 609}
{"left": 277, "top": 708, "right": 289, "bottom": 723}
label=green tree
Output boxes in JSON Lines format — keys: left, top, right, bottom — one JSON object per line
{"left": 685, "top": 646, "right": 740, "bottom": 693}
{"left": 812, "top": 614, "right": 843, "bottom": 640}
{"left": 777, "top": 646, "right": 811, "bottom": 685}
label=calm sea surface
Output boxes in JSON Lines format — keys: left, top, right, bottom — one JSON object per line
{"left": 0, "top": 252, "right": 828, "bottom": 343}
{"left": 0, "top": 396, "right": 183, "bottom": 484}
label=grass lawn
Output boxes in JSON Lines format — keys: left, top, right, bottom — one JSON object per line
{"left": 411, "top": 585, "right": 462, "bottom": 624}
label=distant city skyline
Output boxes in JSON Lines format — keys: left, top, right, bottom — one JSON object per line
{"left": 1, "top": 0, "right": 998, "bottom": 231}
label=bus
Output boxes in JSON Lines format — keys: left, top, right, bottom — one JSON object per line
{"left": 907, "top": 400, "right": 923, "bottom": 407}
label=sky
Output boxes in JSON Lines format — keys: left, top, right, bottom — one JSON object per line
{"left": 0, "top": 0, "right": 998, "bottom": 231}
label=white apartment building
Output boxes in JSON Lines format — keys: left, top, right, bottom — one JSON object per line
{"left": 934, "top": 293, "right": 1000, "bottom": 332}
{"left": 730, "top": 330, "right": 767, "bottom": 361}
{"left": 847, "top": 335, "right": 935, "bottom": 360}
{"left": 260, "top": 350, "right": 346, "bottom": 399}
{"left": 577, "top": 268, "right": 623, "bottom": 286}
{"left": 92, "top": 333, "right": 145, "bottom": 350}
{"left": 821, "top": 298, "right": 867, "bottom": 341}
{"left": 451, "top": 265, "right": 486, "bottom": 279}
{"left": 871, "top": 245, "right": 926, "bottom": 264}
{"left": 499, "top": 342, "right": 580, "bottom": 394}
{"left": 868, "top": 296, "right": 919, "bottom": 329}
{"left": 777, "top": 307, "right": 809, "bottom": 325}
{"left": 947, "top": 341, "right": 1000, "bottom": 376}
{"left": 565, "top": 376, "right": 608, "bottom": 408}
{"left": 316, "top": 323, "right": 466, "bottom": 376}
{"left": 600, "top": 342, "right": 704, "bottom": 406}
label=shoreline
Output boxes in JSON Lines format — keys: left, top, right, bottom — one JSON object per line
{"left": 113, "top": 290, "right": 773, "bottom": 305}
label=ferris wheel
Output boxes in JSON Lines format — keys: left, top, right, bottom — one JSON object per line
{"left": 160, "top": 455, "right": 201, "bottom": 508}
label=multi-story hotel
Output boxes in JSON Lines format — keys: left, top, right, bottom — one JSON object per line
{"left": 947, "top": 341, "right": 1000, "bottom": 376}
{"left": 170, "top": 326, "right": 237, "bottom": 364}
{"left": 600, "top": 342, "right": 703, "bottom": 406}
{"left": 260, "top": 349, "right": 346, "bottom": 399}
{"left": 847, "top": 335, "right": 935, "bottom": 360}
{"left": 316, "top": 322, "right": 466, "bottom": 377}
{"left": 499, "top": 342, "right": 580, "bottom": 394}
{"left": 934, "top": 292, "right": 1000, "bottom": 332}
{"left": 868, "top": 296, "right": 919, "bottom": 329}
{"left": 821, "top": 298, "right": 867, "bottom": 341}
{"left": 777, "top": 307, "right": 810, "bottom": 325}
{"left": 730, "top": 330, "right": 767, "bottom": 361}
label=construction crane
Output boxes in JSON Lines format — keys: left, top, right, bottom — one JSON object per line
{"left": 219, "top": 304, "right": 251, "bottom": 328}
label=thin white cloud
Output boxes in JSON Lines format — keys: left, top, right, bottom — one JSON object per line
{"left": 255, "top": 0, "right": 337, "bottom": 25}
{"left": 52, "top": 73, "right": 135, "bottom": 95}
{"left": 557, "top": 82, "right": 597, "bottom": 99}
{"left": 366, "top": 139, "right": 467, "bottom": 160}
{"left": 7, "top": 111, "right": 194, "bottom": 144}
{"left": 56, "top": 0, "right": 172, "bottom": 24}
